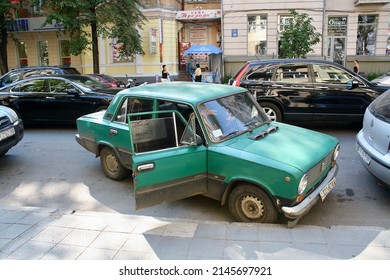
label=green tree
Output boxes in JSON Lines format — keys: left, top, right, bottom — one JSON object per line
{"left": 280, "top": 10, "right": 321, "bottom": 58}
{"left": 0, "top": 0, "right": 18, "bottom": 74}
{"left": 35, "top": 0, "right": 147, "bottom": 73}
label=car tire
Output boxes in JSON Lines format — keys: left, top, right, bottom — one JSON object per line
{"left": 100, "top": 146, "right": 130, "bottom": 181}
{"left": 228, "top": 184, "right": 278, "bottom": 223}
{"left": 0, "top": 149, "right": 9, "bottom": 157}
{"left": 259, "top": 102, "right": 282, "bottom": 122}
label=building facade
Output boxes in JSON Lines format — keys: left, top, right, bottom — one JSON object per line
{"left": 5, "top": 0, "right": 390, "bottom": 80}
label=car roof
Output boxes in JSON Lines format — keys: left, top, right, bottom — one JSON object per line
{"left": 116, "top": 82, "right": 246, "bottom": 104}
{"left": 245, "top": 58, "right": 342, "bottom": 65}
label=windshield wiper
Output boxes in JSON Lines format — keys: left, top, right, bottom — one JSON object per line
{"left": 221, "top": 130, "right": 241, "bottom": 140}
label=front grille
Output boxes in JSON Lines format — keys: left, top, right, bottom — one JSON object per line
{"left": 0, "top": 116, "right": 11, "bottom": 130}
{"left": 306, "top": 152, "right": 333, "bottom": 188}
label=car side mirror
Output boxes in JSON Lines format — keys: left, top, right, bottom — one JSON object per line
{"left": 67, "top": 88, "right": 80, "bottom": 96}
{"left": 346, "top": 79, "right": 359, "bottom": 90}
{"left": 196, "top": 134, "right": 203, "bottom": 146}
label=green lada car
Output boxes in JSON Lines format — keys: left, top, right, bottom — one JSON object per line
{"left": 75, "top": 82, "right": 340, "bottom": 226}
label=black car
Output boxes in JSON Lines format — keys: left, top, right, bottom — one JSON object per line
{"left": 0, "top": 75, "right": 123, "bottom": 125}
{"left": 86, "top": 74, "right": 126, "bottom": 88}
{"left": 0, "top": 66, "right": 81, "bottom": 87}
{"left": 229, "top": 59, "right": 390, "bottom": 122}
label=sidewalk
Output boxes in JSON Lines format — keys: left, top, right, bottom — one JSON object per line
{"left": 1, "top": 204, "right": 390, "bottom": 260}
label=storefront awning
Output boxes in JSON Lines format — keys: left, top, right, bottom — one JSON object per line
{"left": 184, "top": 45, "right": 222, "bottom": 55}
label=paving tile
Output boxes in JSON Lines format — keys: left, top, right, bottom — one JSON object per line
{"left": 227, "top": 223, "right": 259, "bottom": 241}
{"left": 163, "top": 222, "right": 197, "bottom": 238}
{"left": 291, "top": 226, "right": 327, "bottom": 244}
{"left": 150, "top": 236, "right": 190, "bottom": 258}
{"left": 194, "top": 223, "right": 227, "bottom": 240}
{"left": 41, "top": 244, "right": 86, "bottom": 260}
{"left": 89, "top": 231, "right": 129, "bottom": 250}
{"left": 114, "top": 250, "right": 152, "bottom": 260}
{"left": 77, "top": 248, "right": 117, "bottom": 260}
{"left": 5, "top": 240, "right": 56, "bottom": 260}
{"left": 0, "top": 224, "right": 32, "bottom": 239}
{"left": 187, "top": 238, "right": 225, "bottom": 259}
{"left": 32, "top": 226, "right": 73, "bottom": 243}
{"left": 120, "top": 233, "right": 157, "bottom": 254}
{"left": 258, "top": 225, "right": 293, "bottom": 242}
{"left": 17, "top": 212, "right": 51, "bottom": 225}
{"left": 60, "top": 229, "right": 101, "bottom": 247}
{"left": 0, "top": 238, "right": 12, "bottom": 249}
{"left": 0, "top": 211, "right": 28, "bottom": 224}
{"left": 223, "top": 240, "right": 261, "bottom": 260}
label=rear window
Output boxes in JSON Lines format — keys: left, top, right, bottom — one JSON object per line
{"left": 369, "top": 90, "right": 390, "bottom": 122}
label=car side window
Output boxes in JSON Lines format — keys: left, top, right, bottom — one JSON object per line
{"left": 13, "top": 80, "right": 45, "bottom": 92}
{"left": 275, "top": 64, "right": 309, "bottom": 83}
{"left": 115, "top": 97, "right": 154, "bottom": 123}
{"left": 313, "top": 64, "right": 354, "bottom": 84}
{"left": 244, "top": 65, "right": 273, "bottom": 82}
{"left": 1, "top": 71, "right": 21, "bottom": 86}
{"left": 48, "top": 79, "right": 75, "bottom": 93}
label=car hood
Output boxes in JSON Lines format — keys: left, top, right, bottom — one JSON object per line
{"left": 223, "top": 123, "right": 338, "bottom": 172}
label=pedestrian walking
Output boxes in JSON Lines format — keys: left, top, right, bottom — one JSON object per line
{"left": 194, "top": 64, "right": 202, "bottom": 82}
{"left": 161, "top": 65, "right": 170, "bottom": 82}
{"left": 353, "top": 59, "right": 360, "bottom": 74}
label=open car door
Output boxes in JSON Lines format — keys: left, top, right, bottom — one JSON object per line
{"left": 128, "top": 111, "right": 208, "bottom": 209}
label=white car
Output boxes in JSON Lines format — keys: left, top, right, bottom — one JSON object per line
{"left": 356, "top": 90, "right": 390, "bottom": 187}
{"left": 0, "top": 105, "right": 24, "bottom": 157}
{"left": 372, "top": 72, "right": 390, "bottom": 85}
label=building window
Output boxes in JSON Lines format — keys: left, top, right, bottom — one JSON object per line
{"left": 16, "top": 41, "right": 28, "bottom": 67}
{"left": 356, "top": 15, "right": 378, "bottom": 56}
{"left": 60, "top": 40, "right": 71, "bottom": 66}
{"left": 112, "top": 39, "right": 134, "bottom": 63}
{"left": 278, "top": 15, "right": 292, "bottom": 58}
{"left": 247, "top": 15, "right": 267, "bottom": 55}
{"left": 38, "top": 40, "right": 49, "bottom": 66}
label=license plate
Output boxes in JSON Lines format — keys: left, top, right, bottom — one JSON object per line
{"left": 0, "top": 127, "right": 15, "bottom": 141}
{"left": 320, "top": 177, "right": 336, "bottom": 201}
{"left": 358, "top": 146, "right": 371, "bottom": 165}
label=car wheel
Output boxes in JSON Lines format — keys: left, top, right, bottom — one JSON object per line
{"left": 259, "top": 102, "right": 282, "bottom": 122}
{"left": 100, "top": 146, "right": 130, "bottom": 180}
{"left": 0, "top": 149, "right": 9, "bottom": 157}
{"left": 228, "top": 184, "right": 278, "bottom": 223}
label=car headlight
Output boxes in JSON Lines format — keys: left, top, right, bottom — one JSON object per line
{"left": 298, "top": 174, "right": 308, "bottom": 195}
{"left": 333, "top": 144, "right": 340, "bottom": 161}
{"left": 1, "top": 107, "right": 19, "bottom": 123}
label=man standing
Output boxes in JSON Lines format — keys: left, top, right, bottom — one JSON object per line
{"left": 194, "top": 64, "right": 202, "bottom": 82}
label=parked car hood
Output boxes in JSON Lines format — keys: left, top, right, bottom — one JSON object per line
{"left": 222, "top": 122, "right": 338, "bottom": 173}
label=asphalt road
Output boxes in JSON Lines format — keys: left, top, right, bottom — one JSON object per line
{"left": 1, "top": 122, "right": 389, "bottom": 229}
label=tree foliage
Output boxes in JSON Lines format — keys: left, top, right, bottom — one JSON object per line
{"left": 34, "top": 0, "right": 147, "bottom": 73}
{"left": 0, "top": 1, "right": 18, "bottom": 74}
{"left": 279, "top": 10, "right": 321, "bottom": 58}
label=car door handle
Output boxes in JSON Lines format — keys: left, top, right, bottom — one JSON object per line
{"left": 137, "top": 163, "right": 155, "bottom": 172}
{"left": 45, "top": 96, "right": 55, "bottom": 99}
{"left": 315, "top": 86, "right": 329, "bottom": 90}
{"left": 109, "top": 128, "right": 118, "bottom": 135}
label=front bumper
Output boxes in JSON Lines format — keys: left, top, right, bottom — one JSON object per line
{"left": 0, "top": 120, "right": 24, "bottom": 154}
{"left": 281, "top": 164, "right": 338, "bottom": 221}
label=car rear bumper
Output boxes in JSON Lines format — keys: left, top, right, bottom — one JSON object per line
{"left": 356, "top": 130, "right": 390, "bottom": 187}
{"left": 75, "top": 133, "right": 98, "bottom": 155}
{"left": 281, "top": 164, "right": 338, "bottom": 221}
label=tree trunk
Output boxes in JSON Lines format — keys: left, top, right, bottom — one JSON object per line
{"left": 91, "top": 22, "right": 99, "bottom": 74}
{"left": 0, "top": 14, "right": 9, "bottom": 75}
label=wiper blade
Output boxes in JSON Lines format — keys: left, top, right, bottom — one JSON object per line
{"left": 221, "top": 130, "right": 241, "bottom": 140}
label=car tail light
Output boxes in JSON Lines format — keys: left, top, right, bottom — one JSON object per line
{"left": 233, "top": 64, "right": 250, "bottom": 87}
{"left": 108, "top": 82, "right": 117, "bottom": 87}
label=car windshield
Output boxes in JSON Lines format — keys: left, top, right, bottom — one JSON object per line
{"left": 68, "top": 76, "right": 111, "bottom": 90}
{"left": 198, "top": 91, "right": 269, "bottom": 142}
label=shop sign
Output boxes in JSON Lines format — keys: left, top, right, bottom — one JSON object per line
{"left": 150, "top": 28, "right": 157, "bottom": 54}
{"left": 176, "top": 10, "right": 221, "bottom": 20}
{"left": 328, "top": 17, "right": 347, "bottom": 26}
{"left": 232, "top": 29, "right": 238, "bottom": 37}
